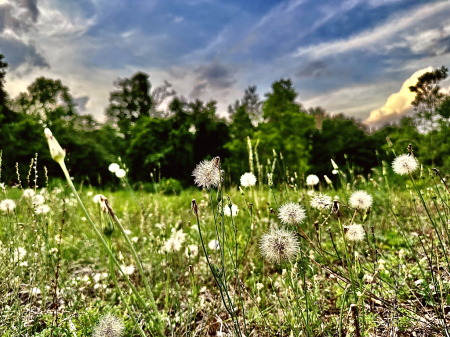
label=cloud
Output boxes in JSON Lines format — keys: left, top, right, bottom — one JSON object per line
{"left": 0, "top": 36, "right": 49, "bottom": 72}
{"left": 190, "top": 58, "right": 237, "bottom": 98}
{"left": 73, "top": 95, "right": 89, "bottom": 112}
{"left": 294, "top": 1, "right": 450, "bottom": 58}
{"left": 295, "top": 61, "right": 331, "bottom": 78}
{"left": 364, "top": 67, "right": 433, "bottom": 126}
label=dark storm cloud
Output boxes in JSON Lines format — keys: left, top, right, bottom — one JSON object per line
{"left": 190, "top": 82, "right": 208, "bottom": 98}
{"left": 189, "top": 59, "right": 237, "bottom": 98}
{"left": 0, "top": 37, "right": 49, "bottom": 71}
{"left": 74, "top": 96, "right": 89, "bottom": 112}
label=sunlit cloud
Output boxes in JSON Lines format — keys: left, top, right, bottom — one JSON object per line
{"left": 364, "top": 67, "right": 433, "bottom": 126}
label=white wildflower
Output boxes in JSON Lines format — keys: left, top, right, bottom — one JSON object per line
{"left": 260, "top": 228, "right": 299, "bottom": 264}
{"left": 208, "top": 239, "right": 220, "bottom": 251}
{"left": 115, "top": 169, "right": 126, "bottom": 178}
{"left": 92, "top": 313, "right": 125, "bottom": 337}
{"left": 163, "top": 229, "right": 186, "bottom": 252}
{"left": 23, "top": 189, "right": 35, "bottom": 199}
{"left": 345, "top": 224, "right": 366, "bottom": 242}
{"left": 32, "top": 195, "right": 45, "bottom": 205}
{"left": 240, "top": 172, "right": 257, "bottom": 187}
{"left": 108, "top": 163, "right": 120, "bottom": 173}
{"left": 332, "top": 169, "right": 339, "bottom": 175}
{"left": 310, "top": 194, "right": 332, "bottom": 210}
{"left": 185, "top": 245, "right": 199, "bottom": 258}
{"left": 278, "top": 202, "right": 306, "bottom": 225}
{"left": 256, "top": 283, "right": 264, "bottom": 291}
{"left": 349, "top": 190, "right": 373, "bottom": 209}
{"left": 0, "top": 199, "right": 16, "bottom": 214}
{"left": 120, "top": 265, "right": 135, "bottom": 275}
{"left": 35, "top": 205, "right": 50, "bottom": 215}
{"left": 306, "top": 174, "right": 319, "bottom": 186}
{"left": 192, "top": 158, "right": 221, "bottom": 190}
{"left": 224, "top": 204, "right": 239, "bottom": 217}
{"left": 392, "top": 154, "right": 419, "bottom": 175}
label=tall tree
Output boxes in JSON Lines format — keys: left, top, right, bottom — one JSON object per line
{"left": 105, "top": 72, "right": 153, "bottom": 140}
{"left": 256, "top": 79, "right": 315, "bottom": 176}
{"left": 409, "top": 66, "right": 448, "bottom": 131}
{"left": 12, "top": 77, "right": 75, "bottom": 123}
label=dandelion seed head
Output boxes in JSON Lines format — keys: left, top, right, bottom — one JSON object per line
{"left": 92, "top": 313, "right": 125, "bottom": 337}
{"left": 208, "top": 239, "right": 220, "bottom": 250}
{"left": 163, "top": 229, "right": 186, "bottom": 252}
{"left": 23, "top": 189, "right": 35, "bottom": 199}
{"left": 224, "top": 204, "right": 239, "bottom": 217}
{"left": 349, "top": 190, "right": 373, "bottom": 209}
{"left": 108, "top": 163, "right": 120, "bottom": 173}
{"left": 240, "top": 172, "right": 257, "bottom": 187}
{"left": 115, "top": 169, "right": 126, "bottom": 178}
{"left": 278, "top": 202, "right": 306, "bottom": 225}
{"left": 310, "top": 194, "right": 332, "bottom": 210}
{"left": 392, "top": 154, "right": 418, "bottom": 175}
{"left": 192, "top": 159, "right": 221, "bottom": 189}
{"left": 35, "top": 205, "right": 50, "bottom": 215}
{"left": 306, "top": 174, "right": 319, "bottom": 186}
{"left": 0, "top": 199, "right": 16, "bottom": 214}
{"left": 345, "top": 224, "right": 366, "bottom": 242}
{"left": 260, "top": 228, "right": 299, "bottom": 264}
{"left": 185, "top": 245, "right": 199, "bottom": 258}
{"left": 32, "top": 195, "right": 45, "bottom": 206}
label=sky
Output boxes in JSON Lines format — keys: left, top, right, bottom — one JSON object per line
{"left": 1, "top": 0, "right": 450, "bottom": 127}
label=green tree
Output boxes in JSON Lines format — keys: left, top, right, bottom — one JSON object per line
{"left": 409, "top": 66, "right": 448, "bottom": 130}
{"left": 105, "top": 72, "right": 153, "bottom": 141}
{"left": 256, "top": 79, "right": 315, "bottom": 177}
{"left": 11, "top": 77, "right": 75, "bottom": 123}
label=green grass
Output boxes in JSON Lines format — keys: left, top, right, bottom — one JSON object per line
{"left": 1, "top": 158, "right": 450, "bottom": 336}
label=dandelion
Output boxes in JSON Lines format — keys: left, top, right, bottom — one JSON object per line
{"left": 35, "top": 205, "right": 50, "bottom": 215}
{"left": 192, "top": 158, "right": 221, "bottom": 190}
{"left": 93, "top": 194, "right": 108, "bottom": 212}
{"left": 278, "top": 202, "right": 306, "bottom": 225}
{"left": 306, "top": 174, "right": 319, "bottom": 186}
{"left": 108, "top": 163, "right": 120, "bottom": 173}
{"left": 208, "top": 239, "right": 220, "bottom": 250}
{"left": 185, "top": 245, "right": 199, "bottom": 258}
{"left": 392, "top": 154, "right": 419, "bottom": 175}
{"left": 163, "top": 229, "right": 186, "bottom": 252}
{"left": 120, "top": 265, "right": 135, "bottom": 275}
{"left": 92, "top": 313, "right": 125, "bottom": 337}
{"left": 310, "top": 194, "right": 332, "bottom": 210}
{"left": 224, "top": 204, "right": 239, "bottom": 217}
{"left": 32, "top": 195, "right": 45, "bottom": 206}
{"left": 260, "top": 228, "right": 300, "bottom": 264}
{"left": 115, "top": 169, "right": 126, "bottom": 178}
{"left": 23, "top": 189, "right": 35, "bottom": 198}
{"left": 349, "top": 190, "right": 373, "bottom": 209}
{"left": 345, "top": 224, "right": 366, "bottom": 242}
{"left": 0, "top": 199, "right": 16, "bottom": 214}
{"left": 44, "top": 128, "right": 65, "bottom": 163}
{"left": 240, "top": 172, "right": 257, "bottom": 187}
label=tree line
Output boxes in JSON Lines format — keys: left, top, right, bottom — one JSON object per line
{"left": 0, "top": 53, "right": 449, "bottom": 188}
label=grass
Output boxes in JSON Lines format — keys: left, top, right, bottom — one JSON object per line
{"left": 2, "top": 147, "right": 450, "bottom": 336}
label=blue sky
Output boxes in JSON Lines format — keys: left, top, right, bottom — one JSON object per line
{"left": 1, "top": 0, "right": 450, "bottom": 126}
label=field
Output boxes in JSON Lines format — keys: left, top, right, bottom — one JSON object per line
{"left": 1, "top": 138, "right": 450, "bottom": 337}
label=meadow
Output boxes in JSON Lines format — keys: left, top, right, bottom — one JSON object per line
{"left": 1, "top": 130, "right": 450, "bottom": 337}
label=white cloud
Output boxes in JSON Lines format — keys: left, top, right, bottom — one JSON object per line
{"left": 294, "top": 1, "right": 450, "bottom": 58}
{"left": 364, "top": 67, "right": 433, "bottom": 126}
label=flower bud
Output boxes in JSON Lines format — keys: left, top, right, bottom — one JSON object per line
{"left": 44, "top": 128, "right": 65, "bottom": 164}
